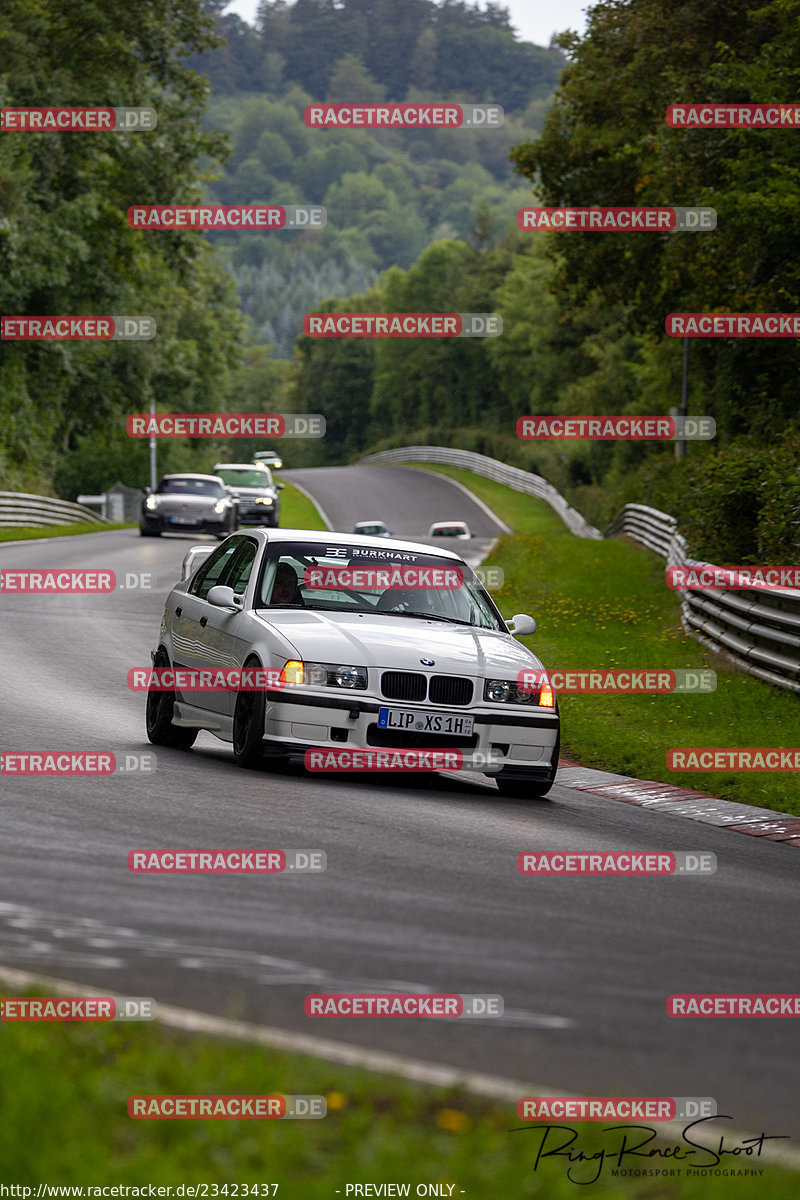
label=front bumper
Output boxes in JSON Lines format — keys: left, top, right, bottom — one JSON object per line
{"left": 237, "top": 505, "right": 278, "bottom": 526}
{"left": 261, "top": 689, "right": 559, "bottom": 778}
{"left": 141, "top": 514, "right": 230, "bottom": 534}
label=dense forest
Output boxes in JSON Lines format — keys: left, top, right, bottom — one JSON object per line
{"left": 193, "top": 0, "right": 563, "bottom": 108}
{"left": 0, "top": 0, "right": 243, "bottom": 496}
{"left": 0, "top": 0, "right": 563, "bottom": 494}
{"left": 2, "top": 0, "right": 799, "bottom": 562}
{"left": 291, "top": 0, "right": 800, "bottom": 560}
{"left": 195, "top": 0, "right": 563, "bottom": 357}
{"left": 203, "top": 86, "right": 545, "bottom": 356}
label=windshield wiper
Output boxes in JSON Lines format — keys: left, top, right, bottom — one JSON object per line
{"left": 375, "top": 610, "right": 475, "bottom": 626}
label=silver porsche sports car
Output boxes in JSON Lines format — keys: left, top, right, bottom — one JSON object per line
{"left": 146, "top": 529, "right": 560, "bottom": 797}
{"left": 140, "top": 474, "right": 238, "bottom": 539}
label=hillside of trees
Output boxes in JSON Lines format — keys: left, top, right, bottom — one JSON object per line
{"left": 2, "top": 0, "right": 562, "bottom": 494}
{"left": 193, "top": 2, "right": 564, "bottom": 357}
{"left": 202, "top": 85, "right": 547, "bottom": 355}
{"left": 5, "top": 0, "right": 798, "bottom": 565}
{"left": 194, "top": 0, "right": 563, "bottom": 109}
{"left": 289, "top": 0, "right": 800, "bottom": 560}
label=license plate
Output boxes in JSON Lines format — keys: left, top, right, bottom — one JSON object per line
{"left": 169, "top": 516, "right": 196, "bottom": 525}
{"left": 378, "top": 707, "right": 474, "bottom": 736}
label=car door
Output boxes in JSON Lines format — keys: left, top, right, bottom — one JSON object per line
{"left": 172, "top": 538, "right": 245, "bottom": 720}
{"left": 202, "top": 537, "right": 260, "bottom": 718}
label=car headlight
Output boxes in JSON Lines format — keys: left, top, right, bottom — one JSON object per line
{"left": 335, "top": 665, "right": 363, "bottom": 689}
{"left": 294, "top": 661, "right": 368, "bottom": 690}
{"left": 213, "top": 499, "right": 227, "bottom": 514}
{"left": 145, "top": 495, "right": 158, "bottom": 511}
{"left": 484, "top": 679, "right": 535, "bottom": 705}
{"left": 255, "top": 497, "right": 273, "bottom": 505}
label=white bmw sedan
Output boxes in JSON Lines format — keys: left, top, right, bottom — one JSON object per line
{"left": 146, "top": 529, "right": 560, "bottom": 797}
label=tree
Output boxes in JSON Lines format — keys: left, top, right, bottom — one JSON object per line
{"left": 326, "top": 53, "right": 386, "bottom": 102}
{"left": 0, "top": 0, "right": 243, "bottom": 494}
{"left": 408, "top": 28, "right": 437, "bottom": 92}
{"left": 510, "top": 0, "right": 800, "bottom": 440}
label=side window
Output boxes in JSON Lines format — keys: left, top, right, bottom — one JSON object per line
{"left": 226, "top": 539, "right": 258, "bottom": 596}
{"left": 190, "top": 540, "right": 242, "bottom": 601}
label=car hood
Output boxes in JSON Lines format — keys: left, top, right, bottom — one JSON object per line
{"left": 153, "top": 494, "right": 225, "bottom": 512}
{"left": 251, "top": 609, "right": 545, "bottom": 675}
{"left": 225, "top": 486, "right": 276, "bottom": 498}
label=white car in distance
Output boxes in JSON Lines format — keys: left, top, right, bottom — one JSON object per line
{"left": 429, "top": 521, "right": 471, "bottom": 540}
{"left": 353, "top": 521, "right": 393, "bottom": 537}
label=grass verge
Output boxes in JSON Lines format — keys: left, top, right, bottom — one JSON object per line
{"left": 406, "top": 463, "right": 800, "bottom": 816}
{"left": 278, "top": 480, "right": 328, "bottom": 530}
{"left": 0, "top": 1006, "right": 795, "bottom": 1195}
{"left": 0, "top": 523, "right": 132, "bottom": 542}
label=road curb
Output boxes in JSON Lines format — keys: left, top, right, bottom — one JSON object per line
{"left": 557, "top": 759, "right": 800, "bottom": 846}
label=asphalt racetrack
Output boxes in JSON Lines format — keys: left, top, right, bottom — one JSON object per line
{"left": 1, "top": 464, "right": 798, "bottom": 1138}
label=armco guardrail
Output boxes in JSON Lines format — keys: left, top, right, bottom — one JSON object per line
{"left": 358, "top": 447, "right": 800, "bottom": 694}
{"left": 0, "top": 492, "right": 112, "bottom": 528}
{"left": 357, "top": 446, "right": 602, "bottom": 539}
{"left": 605, "top": 504, "right": 800, "bottom": 694}
{"left": 605, "top": 503, "right": 685, "bottom": 561}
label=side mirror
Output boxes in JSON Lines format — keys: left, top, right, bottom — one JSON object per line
{"left": 506, "top": 613, "right": 537, "bottom": 636}
{"left": 207, "top": 585, "right": 241, "bottom": 610}
{"left": 275, "top": 482, "right": 285, "bottom": 490}
{"left": 144, "top": 486, "right": 152, "bottom": 496}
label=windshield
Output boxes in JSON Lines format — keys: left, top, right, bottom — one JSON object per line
{"left": 215, "top": 467, "right": 273, "bottom": 488}
{"left": 432, "top": 525, "right": 468, "bottom": 537}
{"left": 157, "top": 477, "right": 224, "bottom": 497}
{"left": 256, "top": 541, "right": 503, "bottom": 630}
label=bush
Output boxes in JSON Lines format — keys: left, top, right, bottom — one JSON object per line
{"left": 757, "top": 434, "right": 800, "bottom": 561}
{"left": 662, "top": 443, "right": 766, "bottom": 562}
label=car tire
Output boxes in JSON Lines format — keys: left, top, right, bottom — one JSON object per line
{"left": 146, "top": 649, "right": 198, "bottom": 749}
{"left": 495, "top": 732, "right": 560, "bottom": 800}
{"left": 232, "top": 657, "right": 267, "bottom": 769}
{"left": 140, "top": 526, "right": 161, "bottom": 537}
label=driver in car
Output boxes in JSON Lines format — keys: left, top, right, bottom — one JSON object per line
{"left": 377, "top": 587, "right": 436, "bottom": 614}
{"left": 270, "top": 561, "right": 303, "bottom": 605}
